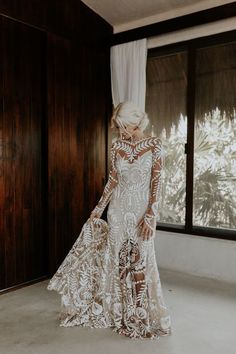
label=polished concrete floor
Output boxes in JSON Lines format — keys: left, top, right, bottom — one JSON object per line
{"left": 0, "top": 269, "right": 235, "bottom": 354}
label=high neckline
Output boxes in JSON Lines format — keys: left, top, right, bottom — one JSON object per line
{"left": 118, "top": 135, "right": 152, "bottom": 144}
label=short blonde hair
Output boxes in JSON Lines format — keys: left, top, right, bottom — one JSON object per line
{"left": 111, "top": 101, "right": 149, "bottom": 134}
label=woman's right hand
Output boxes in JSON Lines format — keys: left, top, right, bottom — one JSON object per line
{"left": 89, "top": 209, "right": 100, "bottom": 221}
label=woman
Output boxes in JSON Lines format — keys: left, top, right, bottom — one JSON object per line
{"left": 47, "top": 101, "right": 172, "bottom": 340}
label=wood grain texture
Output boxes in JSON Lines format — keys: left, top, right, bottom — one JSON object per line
{"left": 0, "top": 0, "right": 112, "bottom": 44}
{"left": 47, "top": 35, "right": 111, "bottom": 273}
{"left": 0, "top": 1, "right": 113, "bottom": 290}
{"left": 0, "top": 16, "right": 47, "bottom": 290}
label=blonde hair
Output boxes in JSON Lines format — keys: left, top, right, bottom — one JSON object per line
{"left": 111, "top": 101, "right": 149, "bottom": 138}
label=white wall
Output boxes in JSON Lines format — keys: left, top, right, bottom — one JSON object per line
{"left": 155, "top": 230, "right": 236, "bottom": 284}
{"left": 147, "top": 16, "right": 236, "bottom": 48}
{"left": 114, "top": 0, "right": 235, "bottom": 33}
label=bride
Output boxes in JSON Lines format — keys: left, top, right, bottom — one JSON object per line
{"left": 47, "top": 101, "right": 172, "bottom": 340}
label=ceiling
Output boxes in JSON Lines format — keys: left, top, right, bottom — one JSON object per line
{"left": 81, "top": 0, "right": 233, "bottom": 33}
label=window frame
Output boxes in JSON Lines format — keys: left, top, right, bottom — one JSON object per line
{"left": 148, "top": 29, "right": 236, "bottom": 241}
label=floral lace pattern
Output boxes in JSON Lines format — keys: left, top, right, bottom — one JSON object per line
{"left": 47, "top": 136, "right": 172, "bottom": 340}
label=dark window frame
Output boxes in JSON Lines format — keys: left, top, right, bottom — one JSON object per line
{"left": 148, "top": 29, "right": 236, "bottom": 241}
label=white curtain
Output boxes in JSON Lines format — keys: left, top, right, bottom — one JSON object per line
{"left": 110, "top": 38, "right": 147, "bottom": 112}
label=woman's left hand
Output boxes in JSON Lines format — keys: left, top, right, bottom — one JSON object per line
{"left": 138, "top": 216, "right": 156, "bottom": 241}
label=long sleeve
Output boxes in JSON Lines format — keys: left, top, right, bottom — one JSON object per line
{"left": 144, "top": 137, "right": 163, "bottom": 227}
{"left": 91, "top": 142, "right": 118, "bottom": 218}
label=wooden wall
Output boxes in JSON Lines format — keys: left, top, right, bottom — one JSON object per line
{"left": 47, "top": 36, "right": 112, "bottom": 273}
{"left": 0, "top": 1, "right": 113, "bottom": 291}
{"left": 0, "top": 16, "right": 47, "bottom": 290}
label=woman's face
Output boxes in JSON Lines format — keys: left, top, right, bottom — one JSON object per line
{"left": 119, "top": 125, "right": 138, "bottom": 136}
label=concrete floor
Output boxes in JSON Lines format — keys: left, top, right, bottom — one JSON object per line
{"left": 0, "top": 269, "right": 236, "bottom": 354}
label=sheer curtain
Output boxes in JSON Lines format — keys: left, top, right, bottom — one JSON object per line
{"left": 110, "top": 38, "right": 147, "bottom": 112}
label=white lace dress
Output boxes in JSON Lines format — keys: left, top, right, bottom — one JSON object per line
{"left": 47, "top": 136, "right": 172, "bottom": 340}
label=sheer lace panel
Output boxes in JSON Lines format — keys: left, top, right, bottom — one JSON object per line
{"left": 92, "top": 142, "right": 118, "bottom": 217}
{"left": 146, "top": 137, "right": 163, "bottom": 218}
{"left": 93, "top": 136, "right": 163, "bottom": 222}
{"left": 114, "top": 136, "right": 153, "bottom": 163}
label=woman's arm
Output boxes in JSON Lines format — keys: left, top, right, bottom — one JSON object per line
{"left": 139, "top": 137, "right": 163, "bottom": 239}
{"left": 90, "top": 142, "right": 118, "bottom": 219}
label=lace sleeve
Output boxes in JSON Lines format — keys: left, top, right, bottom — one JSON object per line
{"left": 91, "top": 142, "right": 118, "bottom": 218}
{"left": 144, "top": 137, "right": 163, "bottom": 226}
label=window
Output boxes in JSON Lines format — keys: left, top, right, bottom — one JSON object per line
{"left": 146, "top": 51, "right": 187, "bottom": 226}
{"left": 146, "top": 32, "right": 236, "bottom": 240}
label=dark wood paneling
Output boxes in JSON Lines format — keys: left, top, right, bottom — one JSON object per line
{"left": 0, "top": 16, "right": 4, "bottom": 289}
{"left": 112, "top": 2, "right": 236, "bottom": 45}
{"left": 0, "top": 0, "right": 113, "bottom": 289}
{"left": 47, "top": 35, "right": 111, "bottom": 273}
{"left": 0, "top": 0, "right": 112, "bottom": 44}
{"left": 82, "top": 44, "right": 112, "bottom": 217}
{"left": 0, "top": 16, "right": 47, "bottom": 290}
{"left": 47, "top": 34, "right": 84, "bottom": 272}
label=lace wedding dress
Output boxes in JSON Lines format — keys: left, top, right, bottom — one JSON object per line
{"left": 47, "top": 136, "right": 172, "bottom": 340}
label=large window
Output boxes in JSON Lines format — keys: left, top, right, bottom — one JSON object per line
{"left": 146, "top": 32, "right": 236, "bottom": 240}
{"left": 146, "top": 51, "right": 188, "bottom": 226}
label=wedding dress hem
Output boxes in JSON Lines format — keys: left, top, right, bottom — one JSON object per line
{"left": 55, "top": 304, "right": 172, "bottom": 340}
{"left": 48, "top": 280, "right": 172, "bottom": 340}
